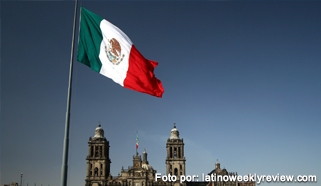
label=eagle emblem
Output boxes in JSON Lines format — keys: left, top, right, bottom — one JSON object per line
{"left": 105, "top": 38, "right": 125, "bottom": 65}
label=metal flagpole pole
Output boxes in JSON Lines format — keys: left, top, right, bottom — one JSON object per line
{"left": 61, "top": 0, "right": 78, "bottom": 186}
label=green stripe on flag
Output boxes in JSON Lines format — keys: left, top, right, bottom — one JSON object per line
{"left": 77, "top": 7, "right": 104, "bottom": 72}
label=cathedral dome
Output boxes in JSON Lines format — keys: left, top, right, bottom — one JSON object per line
{"left": 142, "top": 163, "right": 153, "bottom": 170}
{"left": 170, "top": 124, "right": 179, "bottom": 139}
{"left": 93, "top": 124, "right": 104, "bottom": 139}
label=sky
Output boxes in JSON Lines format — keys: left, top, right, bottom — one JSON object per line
{"left": 1, "top": 1, "right": 321, "bottom": 186}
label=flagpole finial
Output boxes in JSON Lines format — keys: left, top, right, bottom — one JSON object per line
{"left": 173, "top": 123, "right": 176, "bottom": 128}
{"left": 98, "top": 121, "right": 101, "bottom": 127}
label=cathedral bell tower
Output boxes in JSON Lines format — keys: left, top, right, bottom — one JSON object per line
{"left": 86, "top": 124, "right": 111, "bottom": 186}
{"left": 166, "top": 124, "right": 186, "bottom": 186}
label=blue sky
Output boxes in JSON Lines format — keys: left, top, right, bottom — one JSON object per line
{"left": 1, "top": 1, "right": 321, "bottom": 186}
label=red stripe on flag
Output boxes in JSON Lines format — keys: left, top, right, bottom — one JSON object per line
{"left": 124, "top": 45, "right": 164, "bottom": 98}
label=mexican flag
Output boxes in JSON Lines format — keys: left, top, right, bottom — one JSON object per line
{"left": 136, "top": 134, "right": 139, "bottom": 149}
{"left": 77, "top": 7, "right": 164, "bottom": 98}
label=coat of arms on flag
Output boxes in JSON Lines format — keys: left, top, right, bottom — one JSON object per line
{"left": 105, "top": 38, "right": 125, "bottom": 65}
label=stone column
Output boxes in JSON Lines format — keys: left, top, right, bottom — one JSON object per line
{"left": 87, "top": 163, "right": 90, "bottom": 177}
{"left": 182, "top": 146, "right": 184, "bottom": 157}
{"left": 103, "top": 163, "right": 106, "bottom": 177}
{"left": 102, "top": 145, "right": 105, "bottom": 157}
{"left": 166, "top": 164, "right": 169, "bottom": 175}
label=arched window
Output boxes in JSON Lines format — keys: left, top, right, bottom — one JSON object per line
{"left": 174, "top": 168, "right": 178, "bottom": 176}
{"left": 95, "top": 146, "right": 99, "bottom": 157}
{"left": 100, "top": 163, "right": 103, "bottom": 176}
{"left": 94, "top": 167, "right": 98, "bottom": 176}
{"left": 90, "top": 164, "right": 93, "bottom": 176}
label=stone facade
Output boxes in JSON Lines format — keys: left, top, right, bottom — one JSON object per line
{"left": 105, "top": 151, "right": 167, "bottom": 186}
{"left": 0, "top": 183, "right": 18, "bottom": 186}
{"left": 201, "top": 161, "right": 255, "bottom": 186}
{"left": 85, "top": 125, "right": 111, "bottom": 186}
{"left": 165, "top": 124, "right": 186, "bottom": 186}
{"left": 85, "top": 124, "right": 254, "bottom": 186}
{"left": 206, "top": 162, "right": 238, "bottom": 186}
{"left": 85, "top": 124, "right": 169, "bottom": 186}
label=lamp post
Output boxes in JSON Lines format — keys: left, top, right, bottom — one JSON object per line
{"left": 20, "top": 173, "right": 23, "bottom": 186}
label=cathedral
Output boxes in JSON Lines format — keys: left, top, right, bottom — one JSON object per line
{"left": 85, "top": 124, "right": 255, "bottom": 186}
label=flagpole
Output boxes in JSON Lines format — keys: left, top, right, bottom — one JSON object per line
{"left": 61, "top": 0, "right": 78, "bottom": 186}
